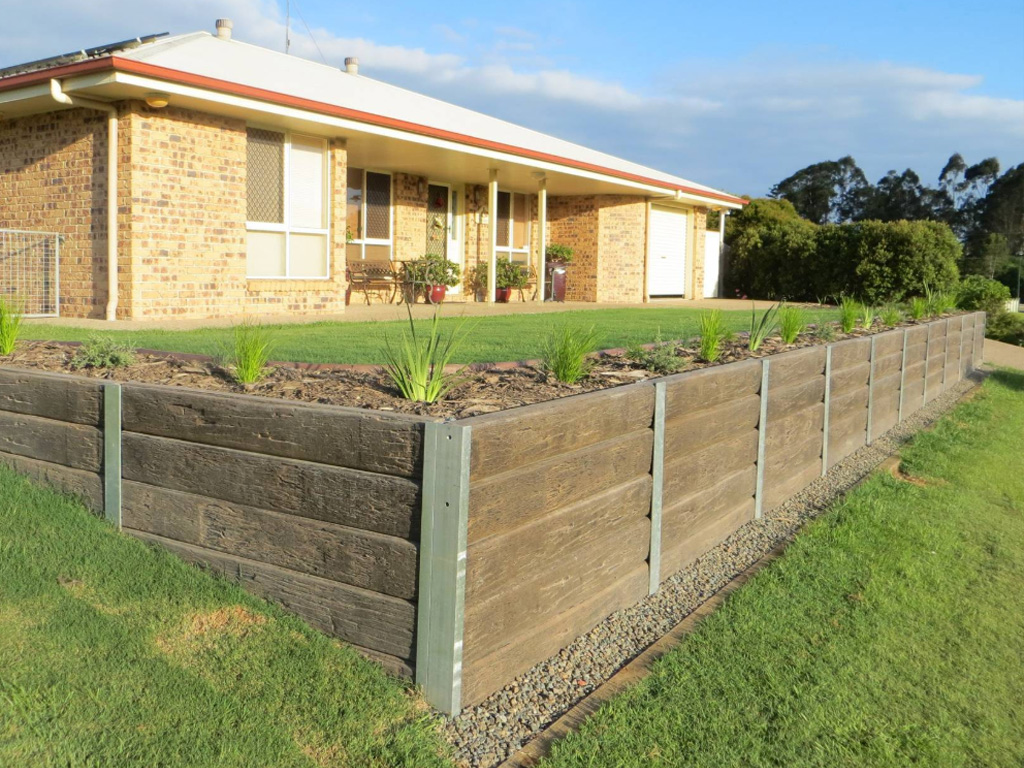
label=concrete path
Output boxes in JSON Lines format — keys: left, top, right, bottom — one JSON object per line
{"left": 984, "top": 339, "right": 1024, "bottom": 370}
{"left": 25, "top": 297, "right": 786, "bottom": 331}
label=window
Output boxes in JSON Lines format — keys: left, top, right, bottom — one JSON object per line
{"left": 346, "top": 168, "right": 393, "bottom": 263}
{"left": 496, "top": 191, "right": 530, "bottom": 264}
{"left": 246, "top": 128, "right": 329, "bottom": 278}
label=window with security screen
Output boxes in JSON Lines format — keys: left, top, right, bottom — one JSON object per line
{"left": 246, "top": 128, "right": 329, "bottom": 279}
{"left": 496, "top": 191, "right": 530, "bottom": 264}
{"left": 346, "top": 168, "right": 393, "bottom": 264}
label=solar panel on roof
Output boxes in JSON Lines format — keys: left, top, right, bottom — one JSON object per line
{"left": 0, "top": 33, "right": 168, "bottom": 80}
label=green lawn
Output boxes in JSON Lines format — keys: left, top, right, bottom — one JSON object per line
{"left": 0, "top": 469, "right": 447, "bottom": 767}
{"left": 24, "top": 307, "right": 839, "bottom": 365}
{"left": 543, "top": 370, "right": 1024, "bottom": 768}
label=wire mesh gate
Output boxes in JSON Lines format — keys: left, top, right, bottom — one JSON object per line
{"left": 0, "top": 229, "right": 60, "bottom": 317}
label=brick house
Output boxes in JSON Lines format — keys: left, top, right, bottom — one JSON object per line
{"left": 0, "top": 23, "right": 745, "bottom": 321}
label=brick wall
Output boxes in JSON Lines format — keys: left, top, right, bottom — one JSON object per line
{"left": 0, "top": 108, "right": 125, "bottom": 318}
{"left": 690, "top": 207, "right": 708, "bottom": 301}
{"left": 597, "top": 197, "right": 647, "bottom": 303}
{"left": 393, "top": 172, "right": 428, "bottom": 264}
{"left": 548, "top": 195, "right": 648, "bottom": 303}
{"left": 124, "top": 104, "right": 349, "bottom": 319}
{"left": 548, "top": 196, "right": 599, "bottom": 302}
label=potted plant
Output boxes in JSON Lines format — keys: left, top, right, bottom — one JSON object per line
{"left": 421, "top": 254, "right": 461, "bottom": 304}
{"left": 402, "top": 255, "right": 460, "bottom": 304}
{"left": 545, "top": 243, "right": 574, "bottom": 302}
{"left": 496, "top": 260, "right": 527, "bottom": 303}
{"left": 546, "top": 243, "right": 574, "bottom": 266}
{"left": 467, "top": 263, "right": 488, "bottom": 302}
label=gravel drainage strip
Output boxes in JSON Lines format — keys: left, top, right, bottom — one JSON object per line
{"left": 445, "top": 373, "right": 984, "bottom": 768}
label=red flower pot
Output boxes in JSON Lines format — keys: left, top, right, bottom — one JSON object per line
{"left": 428, "top": 285, "right": 447, "bottom": 304}
{"left": 495, "top": 287, "right": 512, "bottom": 303}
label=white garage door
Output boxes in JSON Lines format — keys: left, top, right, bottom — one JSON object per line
{"left": 648, "top": 206, "right": 687, "bottom": 296}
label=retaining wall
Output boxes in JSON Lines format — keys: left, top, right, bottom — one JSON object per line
{"left": 0, "top": 313, "right": 986, "bottom": 715}
{"left": 0, "top": 372, "right": 429, "bottom": 676}
{"left": 449, "top": 313, "right": 984, "bottom": 710}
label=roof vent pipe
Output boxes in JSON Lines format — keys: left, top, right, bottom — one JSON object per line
{"left": 215, "top": 19, "right": 233, "bottom": 40}
{"left": 345, "top": 57, "right": 359, "bottom": 75}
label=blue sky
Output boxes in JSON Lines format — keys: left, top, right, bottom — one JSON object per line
{"left": 2, "top": 0, "right": 1021, "bottom": 195}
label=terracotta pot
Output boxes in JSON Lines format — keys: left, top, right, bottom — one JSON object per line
{"left": 495, "top": 287, "right": 512, "bottom": 303}
{"left": 428, "top": 284, "right": 447, "bottom": 304}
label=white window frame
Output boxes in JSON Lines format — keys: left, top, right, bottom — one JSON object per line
{"left": 246, "top": 129, "right": 331, "bottom": 280}
{"left": 496, "top": 190, "right": 531, "bottom": 263}
{"left": 348, "top": 168, "right": 394, "bottom": 261}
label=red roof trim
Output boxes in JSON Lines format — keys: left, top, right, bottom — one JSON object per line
{"left": 1, "top": 55, "right": 748, "bottom": 206}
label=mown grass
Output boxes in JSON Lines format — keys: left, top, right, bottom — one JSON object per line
{"left": 543, "top": 370, "right": 1024, "bottom": 768}
{"left": 23, "top": 307, "right": 839, "bottom": 365}
{"left": 0, "top": 469, "right": 447, "bottom": 768}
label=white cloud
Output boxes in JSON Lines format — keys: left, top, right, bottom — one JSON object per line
{"left": 0, "top": 0, "right": 1021, "bottom": 195}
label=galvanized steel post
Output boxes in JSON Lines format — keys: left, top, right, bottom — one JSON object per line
{"left": 754, "top": 358, "right": 770, "bottom": 520}
{"left": 102, "top": 382, "right": 122, "bottom": 528}
{"left": 970, "top": 313, "right": 978, "bottom": 373}
{"left": 898, "top": 328, "right": 909, "bottom": 423}
{"left": 866, "top": 336, "right": 877, "bottom": 446}
{"left": 416, "top": 421, "right": 471, "bottom": 716}
{"left": 959, "top": 315, "right": 966, "bottom": 381}
{"left": 922, "top": 328, "right": 930, "bottom": 407}
{"left": 648, "top": 381, "right": 667, "bottom": 595}
{"left": 942, "top": 318, "right": 950, "bottom": 391}
{"left": 821, "top": 346, "right": 832, "bottom": 477}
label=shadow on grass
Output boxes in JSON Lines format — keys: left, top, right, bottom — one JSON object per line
{"left": 990, "top": 368, "right": 1024, "bottom": 392}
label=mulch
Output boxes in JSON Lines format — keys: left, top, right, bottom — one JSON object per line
{"left": 0, "top": 317, "right": 948, "bottom": 419}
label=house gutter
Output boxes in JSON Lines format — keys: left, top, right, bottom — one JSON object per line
{"left": 49, "top": 78, "right": 119, "bottom": 321}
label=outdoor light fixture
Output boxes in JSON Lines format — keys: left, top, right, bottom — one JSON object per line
{"left": 144, "top": 92, "right": 170, "bottom": 108}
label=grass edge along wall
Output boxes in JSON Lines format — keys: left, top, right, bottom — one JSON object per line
{"left": 0, "top": 313, "right": 985, "bottom": 715}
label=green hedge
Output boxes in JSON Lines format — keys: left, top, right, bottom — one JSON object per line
{"left": 726, "top": 199, "right": 961, "bottom": 303}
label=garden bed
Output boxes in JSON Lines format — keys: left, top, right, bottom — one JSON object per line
{"left": 0, "top": 314, "right": 963, "bottom": 418}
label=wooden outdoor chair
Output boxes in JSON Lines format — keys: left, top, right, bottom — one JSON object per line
{"left": 346, "top": 259, "right": 398, "bottom": 304}
{"left": 517, "top": 264, "right": 539, "bottom": 302}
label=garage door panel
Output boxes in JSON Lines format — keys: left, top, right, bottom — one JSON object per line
{"left": 648, "top": 206, "right": 687, "bottom": 296}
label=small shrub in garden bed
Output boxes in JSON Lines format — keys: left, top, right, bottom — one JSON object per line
{"left": 224, "top": 321, "right": 274, "bottom": 384}
{"left": 778, "top": 305, "right": 806, "bottom": 344}
{"left": 382, "top": 306, "right": 467, "bottom": 403}
{"left": 627, "top": 331, "right": 686, "bottom": 374}
{"left": 840, "top": 297, "right": 860, "bottom": 333}
{"left": 542, "top": 325, "right": 598, "bottom": 384}
{"left": 812, "top": 322, "right": 837, "bottom": 342}
{"left": 71, "top": 335, "right": 136, "bottom": 370}
{"left": 926, "top": 288, "right": 957, "bottom": 316}
{"left": 698, "top": 310, "right": 726, "bottom": 361}
{"left": 880, "top": 304, "right": 903, "bottom": 327}
{"left": 0, "top": 296, "right": 23, "bottom": 356}
{"left": 747, "top": 304, "right": 780, "bottom": 352}
{"left": 861, "top": 304, "right": 876, "bottom": 329}
{"left": 908, "top": 297, "right": 928, "bottom": 320}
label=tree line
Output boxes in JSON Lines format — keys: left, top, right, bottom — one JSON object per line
{"left": 767, "top": 155, "right": 1024, "bottom": 286}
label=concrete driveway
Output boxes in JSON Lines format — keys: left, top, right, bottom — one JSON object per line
{"left": 984, "top": 339, "right": 1024, "bottom": 371}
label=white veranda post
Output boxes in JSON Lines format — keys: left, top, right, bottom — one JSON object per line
{"left": 538, "top": 177, "right": 547, "bottom": 302}
{"left": 487, "top": 169, "right": 499, "bottom": 305}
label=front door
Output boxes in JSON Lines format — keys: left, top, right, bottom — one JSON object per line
{"left": 426, "top": 184, "right": 462, "bottom": 291}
